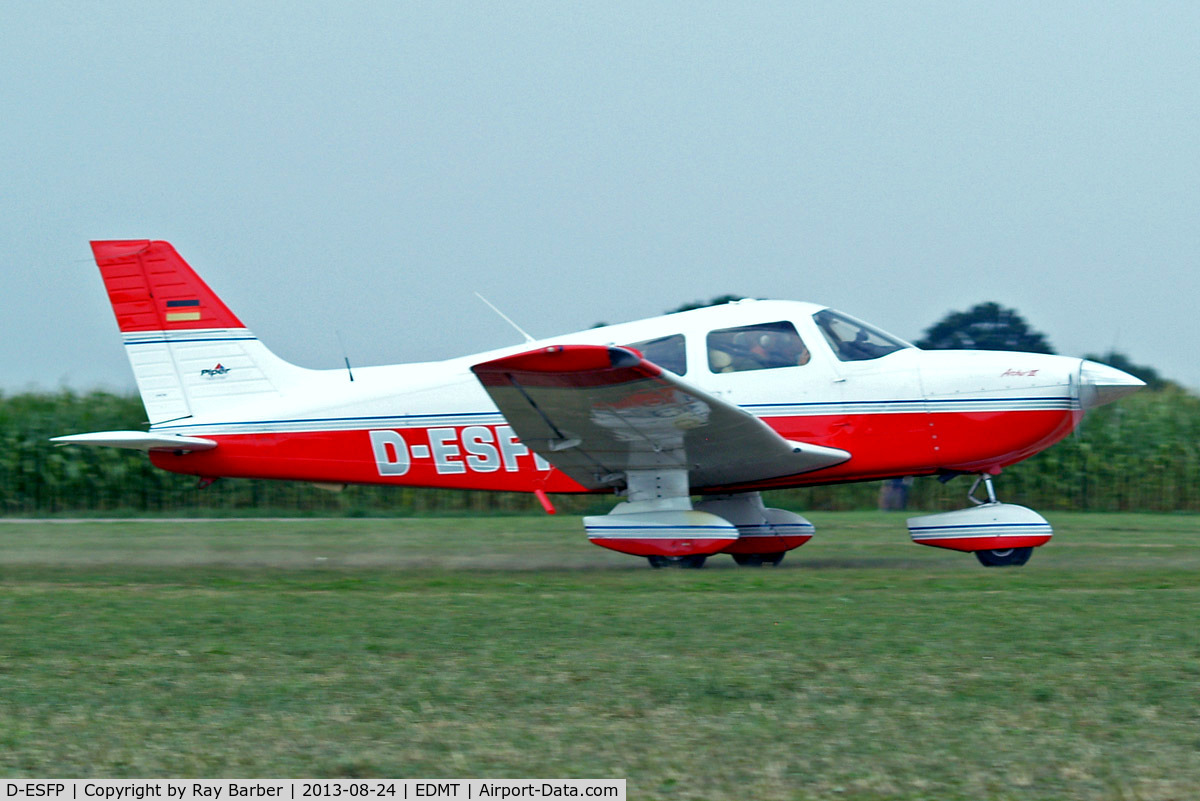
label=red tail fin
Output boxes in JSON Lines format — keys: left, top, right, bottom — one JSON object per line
{"left": 90, "top": 240, "right": 244, "bottom": 332}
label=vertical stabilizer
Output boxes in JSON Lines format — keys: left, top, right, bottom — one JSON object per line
{"left": 91, "top": 240, "right": 307, "bottom": 425}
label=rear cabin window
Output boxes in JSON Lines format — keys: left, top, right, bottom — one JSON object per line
{"left": 628, "top": 333, "right": 687, "bottom": 375}
{"left": 706, "top": 321, "right": 810, "bottom": 373}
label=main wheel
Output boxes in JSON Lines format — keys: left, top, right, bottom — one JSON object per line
{"left": 731, "top": 552, "right": 786, "bottom": 567}
{"left": 974, "top": 547, "right": 1033, "bottom": 567}
{"left": 647, "top": 554, "right": 707, "bottom": 569}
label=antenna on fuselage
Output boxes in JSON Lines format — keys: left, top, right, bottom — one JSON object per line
{"left": 475, "top": 292, "right": 535, "bottom": 344}
{"left": 335, "top": 329, "right": 355, "bottom": 382}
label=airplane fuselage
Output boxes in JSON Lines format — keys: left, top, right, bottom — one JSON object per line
{"left": 142, "top": 300, "right": 1091, "bottom": 493}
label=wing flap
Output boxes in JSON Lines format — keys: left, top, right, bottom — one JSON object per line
{"left": 471, "top": 345, "right": 849, "bottom": 490}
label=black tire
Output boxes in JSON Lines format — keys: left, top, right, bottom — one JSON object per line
{"left": 647, "top": 554, "right": 707, "bottom": 569}
{"left": 732, "top": 552, "right": 786, "bottom": 567}
{"left": 974, "top": 547, "right": 1033, "bottom": 567}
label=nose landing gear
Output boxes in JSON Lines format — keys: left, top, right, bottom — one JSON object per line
{"left": 907, "top": 474, "right": 1052, "bottom": 567}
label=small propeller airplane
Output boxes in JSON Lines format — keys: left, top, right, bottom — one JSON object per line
{"left": 55, "top": 240, "right": 1144, "bottom": 568}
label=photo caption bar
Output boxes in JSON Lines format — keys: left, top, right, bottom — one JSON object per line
{"left": 2, "top": 781, "right": 625, "bottom": 801}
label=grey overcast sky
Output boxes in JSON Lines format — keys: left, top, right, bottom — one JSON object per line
{"left": 3, "top": 1, "right": 1198, "bottom": 393}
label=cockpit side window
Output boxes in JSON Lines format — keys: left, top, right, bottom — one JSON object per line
{"left": 813, "top": 309, "right": 909, "bottom": 362}
{"left": 706, "top": 321, "right": 810, "bottom": 373}
{"left": 628, "top": 333, "right": 687, "bottom": 375}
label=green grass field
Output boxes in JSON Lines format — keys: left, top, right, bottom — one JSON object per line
{"left": 1, "top": 512, "right": 1198, "bottom": 800}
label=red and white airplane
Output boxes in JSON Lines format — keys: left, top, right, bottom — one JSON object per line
{"left": 56, "top": 240, "right": 1144, "bottom": 568}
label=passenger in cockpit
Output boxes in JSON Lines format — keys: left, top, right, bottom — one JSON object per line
{"left": 759, "top": 330, "right": 811, "bottom": 367}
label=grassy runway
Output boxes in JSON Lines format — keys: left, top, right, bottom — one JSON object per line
{"left": 1, "top": 512, "right": 1198, "bottom": 800}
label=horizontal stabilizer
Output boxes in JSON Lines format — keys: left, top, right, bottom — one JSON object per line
{"left": 50, "top": 431, "right": 218, "bottom": 452}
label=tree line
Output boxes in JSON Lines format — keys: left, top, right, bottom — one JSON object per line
{"left": 2, "top": 383, "right": 1197, "bottom": 516}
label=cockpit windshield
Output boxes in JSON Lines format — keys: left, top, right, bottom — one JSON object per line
{"left": 813, "top": 309, "right": 911, "bottom": 362}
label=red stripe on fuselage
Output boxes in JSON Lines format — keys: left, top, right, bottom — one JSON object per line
{"left": 751, "top": 407, "right": 1081, "bottom": 485}
{"left": 147, "top": 408, "right": 1080, "bottom": 493}
{"left": 151, "top": 424, "right": 589, "bottom": 492}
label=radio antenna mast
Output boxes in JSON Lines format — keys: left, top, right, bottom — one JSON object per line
{"left": 335, "top": 329, "right": 355, "bottom": 382}
{"left": 475, "top": 292, "right": 535, "bottom": 344}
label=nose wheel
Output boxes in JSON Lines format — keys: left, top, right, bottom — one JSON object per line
{"left": 968, "top": 475, "right": 1035, "bottom": 566}
{"left": 974, "top": 547, "right": 1033, "bottom": 567}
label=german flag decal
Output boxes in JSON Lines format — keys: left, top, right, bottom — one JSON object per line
{"left": 165, "top": 298, "right": 202, "bottom": 322}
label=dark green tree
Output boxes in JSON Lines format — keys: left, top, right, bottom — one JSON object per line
{"left": 917, "top": 302, "right": 1054, "bottom": 353}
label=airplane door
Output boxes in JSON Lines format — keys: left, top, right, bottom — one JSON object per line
{"left": 822, "top": 349, "right": 937, "bottom": 474}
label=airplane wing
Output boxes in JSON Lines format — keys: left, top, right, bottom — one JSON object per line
{"left": 470, "top": 345, "right": 850, "bottom": 490}
{"left": 50, "top": 431, "right": 218, "bottom": 452}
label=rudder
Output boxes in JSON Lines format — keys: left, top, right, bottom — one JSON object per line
{"left": 91, "top": 240, "right": 245, "bottom": 333}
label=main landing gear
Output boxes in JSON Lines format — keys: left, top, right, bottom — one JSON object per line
{"left": 582, "top": 472, "right": 815, "bottom": 569}
{"left": 647, "top": 554, "right": 709, "bottom": 569}
{"left": 644, "top": 551, "right": 788, "bottom": 568}
{"left": 731, "top": 552, "right": 786, "bottom": 567}
{"left": 906, "top": 474, "right": 1052, "bottom": 567}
